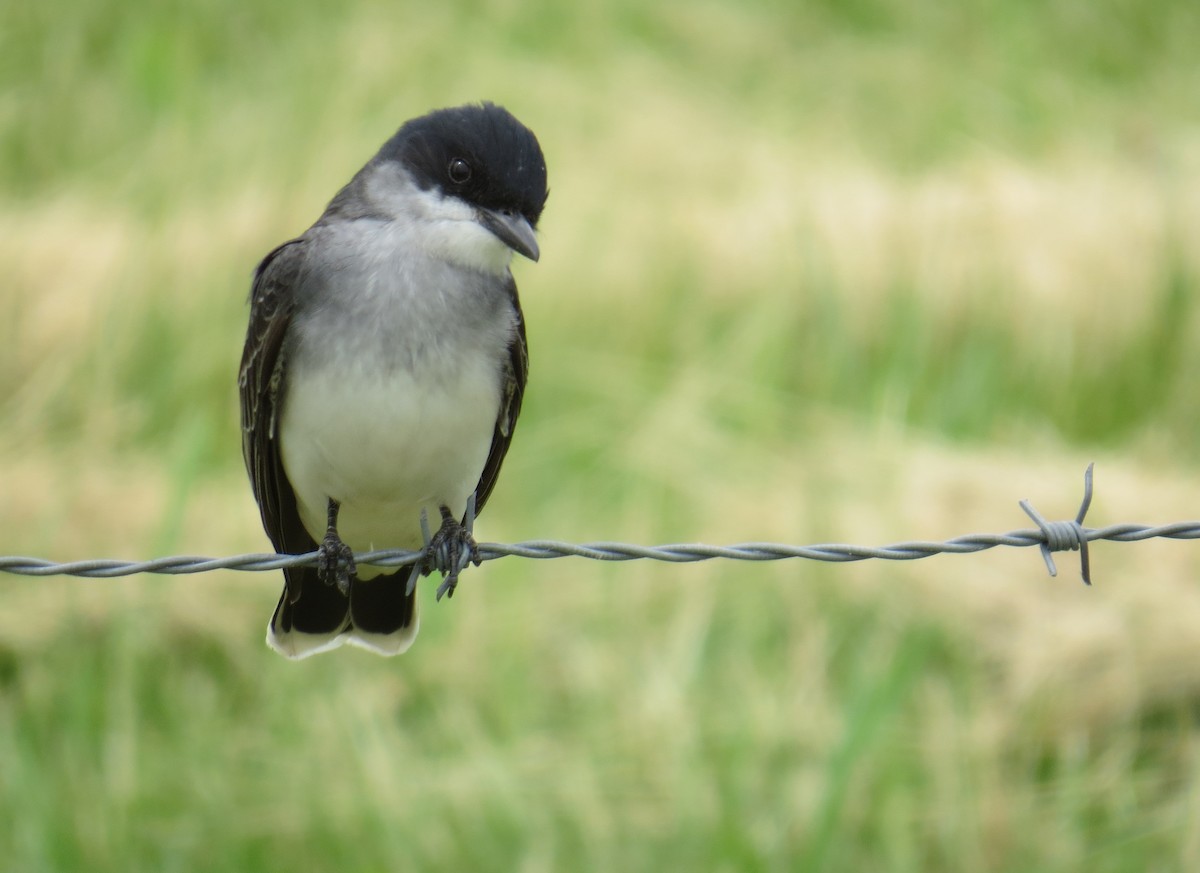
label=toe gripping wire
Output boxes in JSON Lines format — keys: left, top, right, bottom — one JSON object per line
{"left": 1019, "top": 462, "right": 1094, "bottom": 585}
{"left": 406, "top": 493, "right": 478, "bottom": 597}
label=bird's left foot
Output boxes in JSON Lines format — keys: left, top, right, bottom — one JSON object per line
{"left": 418, "top": 495, "right": 482, "bottom": 600}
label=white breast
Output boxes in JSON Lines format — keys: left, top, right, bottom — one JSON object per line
{"left": 280, "top": 350, "right": 500, "bottom": 566}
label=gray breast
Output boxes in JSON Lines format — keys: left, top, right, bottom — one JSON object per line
{"left": 286, "top": 221, "right": 517, "bottom": 382}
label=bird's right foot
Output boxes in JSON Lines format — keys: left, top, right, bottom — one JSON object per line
{"left": 316, "top": 498, "right": 355, "bottom": 596}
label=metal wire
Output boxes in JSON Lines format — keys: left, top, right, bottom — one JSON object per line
{"left": 2, "top": 466, "right": 1197, "bottom": 582}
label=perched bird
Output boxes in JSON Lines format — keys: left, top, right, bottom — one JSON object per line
{"left": 239, "top": 103, "right": 547, "bottom": 659}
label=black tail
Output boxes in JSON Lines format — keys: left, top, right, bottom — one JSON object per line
{"left": 267, "top": 567, "right": 419, "bottom": 659}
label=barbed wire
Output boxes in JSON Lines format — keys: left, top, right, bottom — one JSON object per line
{"left": 2, "top": 465, "right": 1197, "bottom": 583}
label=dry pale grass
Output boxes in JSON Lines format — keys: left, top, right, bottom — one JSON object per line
{"left": 552, "top": 121, "right": 1200, "bottom": 344}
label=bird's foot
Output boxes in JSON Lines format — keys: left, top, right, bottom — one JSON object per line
{"left": 416, "top": 495, "right": 481, "bottom": 601}
{"left": 317, "top": 499, "right": 355, "bottom": 596}
{"left": 317, "top": 531, "right": 356, "bottom": 596}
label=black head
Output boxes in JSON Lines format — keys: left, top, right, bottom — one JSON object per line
{"left": 378, "top": 102, "right": 548, "bottom": 231}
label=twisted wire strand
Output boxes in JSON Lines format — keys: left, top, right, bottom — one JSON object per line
{"left": 2, "top": 466, "right": 1195, "bottom": 582}
{"left": 2, "top": 521, "right": 1197, "bottom": 580}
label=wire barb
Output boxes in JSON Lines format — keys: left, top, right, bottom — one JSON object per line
{"left": 1018, "top": 463, "right": 1094, "bottom": 585}
{"left": 405, "top": 507, "right": 436, "bottom": 596}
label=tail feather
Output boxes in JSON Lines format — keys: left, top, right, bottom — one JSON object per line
{"left": 267, "top": 566, "right": 419, "bottom": 659}
{"left": 346, "top": 571, "right": 420, "bottom": 655}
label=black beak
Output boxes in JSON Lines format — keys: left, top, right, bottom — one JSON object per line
{"left": 479, "top": 207, "right": 540, "bottom": 262}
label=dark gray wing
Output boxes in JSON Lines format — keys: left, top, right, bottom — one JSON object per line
{"left": 241, "top": 236, "right": 415, "bottom": 650}
{"left": 238, "top": 239, "right": 315, "bottom": 565}
{"left": 472, "top": 276, "right": 528, "bottom": 514}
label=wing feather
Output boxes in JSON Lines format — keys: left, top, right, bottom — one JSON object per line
{"left": 472, "top": 277, "right": 528, "bottom": 513}
{"left": 238, "top": 239, "right": 316, "bottom": 568}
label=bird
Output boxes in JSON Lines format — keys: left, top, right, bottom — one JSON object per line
{"left": 238, "top": 102, "right": 547, "bottom": 659}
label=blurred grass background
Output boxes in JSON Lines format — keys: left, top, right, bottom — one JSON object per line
{"left": 2, "top": 0, "right": 1199, "bottom": 870}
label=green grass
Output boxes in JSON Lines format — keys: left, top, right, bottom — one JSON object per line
{"left": 2, "top": 0, "right": 1200, "bottom": 870}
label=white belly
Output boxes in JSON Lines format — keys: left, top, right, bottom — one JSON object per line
{"left": 279, "top": 353, "right": 499, "bottom": 573}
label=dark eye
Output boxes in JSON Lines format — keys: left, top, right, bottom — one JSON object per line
{"left": 447, "top": 158, "right": 472, "bottom": 184}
